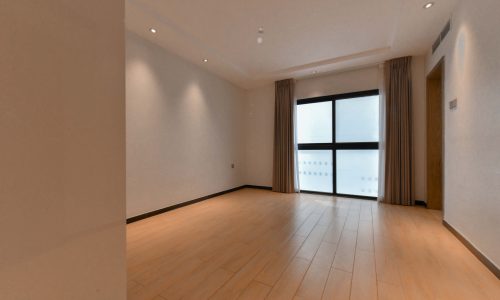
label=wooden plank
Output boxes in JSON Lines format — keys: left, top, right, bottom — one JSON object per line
{"left": 350, "top": 250, "right": 377, "bottom": 300}
{"left": 294, "top": 262, "right": 329, "bottom": 300}
{"left": 236, "top": 281, "right": 271, "bottom": 300}
{"left": 267, "top": 258, "right": 310, "bottom": 300}
{"left": 322, "top": 269, "right": 352, "bottom": 300}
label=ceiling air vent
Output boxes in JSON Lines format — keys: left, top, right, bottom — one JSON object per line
{"left": 440, "top": 20, "right": 451, "bottom": 41}
{"left": 432, "top": 36, "right": 441, "bottom": 54}
{"left": 432, "top": 19, "right": 451, "bottom": 54}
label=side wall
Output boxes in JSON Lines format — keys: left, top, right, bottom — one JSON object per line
{"left": 244, "top": 85, "right": 276, "bottom": 187}
{"left": 126, "top": 32, "right": 246, "bottom": 218}
{"left": 427, "top": 0, "right": 500, "bottom": 268}
{"left": 0, "top": 2, "right": 126, "bottom": 299}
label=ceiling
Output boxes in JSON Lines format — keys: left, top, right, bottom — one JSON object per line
{"left": 126, "top": 0, "right": 458, "bottom": 89}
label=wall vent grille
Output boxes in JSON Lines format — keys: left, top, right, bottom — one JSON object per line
{"left": 432, "top": 19, "right": 451, "bottom": 54}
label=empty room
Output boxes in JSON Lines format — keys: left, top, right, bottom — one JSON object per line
{"left": 1, "top": 0, "right": 500, "bottom": 299}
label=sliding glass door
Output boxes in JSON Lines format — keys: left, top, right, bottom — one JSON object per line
{"left": 297, "top": 90, "right": 380, "bottom": 199}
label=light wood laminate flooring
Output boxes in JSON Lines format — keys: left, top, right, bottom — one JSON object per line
{"left": 127, "top": 188, "right": 500, "bottom": 300}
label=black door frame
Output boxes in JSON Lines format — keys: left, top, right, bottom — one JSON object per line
{"left": 297, "top": 89, "right": 379, "bottom": 200}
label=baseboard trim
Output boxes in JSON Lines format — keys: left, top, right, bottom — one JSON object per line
{"left": 126, "top": 185, "right": 424, "bottom": 225}
{"left": 244, "top": 185, "right": 272, "bottom": 190}
{"left": 126, "top": 185, "right": 278, "bottom": 224}
{"left": 443, "top": 220, "right": 500, "bottom": 279}
{"left": 415, "top": 200, "right": 427, "bottom": 207}
{"left": 126, "top": 185, "right": 246, "bottom": 224}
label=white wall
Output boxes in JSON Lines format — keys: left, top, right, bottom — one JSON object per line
{"left": 244, "top": 85, "right": 276, "bottom": 187}
{"left": 244, "top": 65, "right": 428, "bottom": 202}
{"left": 0, "top": 1, "right": 126, "bottom": 299}
{"left": 427, "top": 0, "right": 500, "bottom": 267}
{"left": 126, "top": 32, "right": 246, "bottom": 218}
{"left": 295, "top": 67, "right": 379, "bottom": 100}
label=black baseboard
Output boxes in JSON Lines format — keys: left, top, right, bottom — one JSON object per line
{"left": 127, "top": 185, "right": 278, "bottom": 224}
{"left": 126, "top": 186, "right": 429, "bottom": 225}
{"left": 126, "top": 185, "right": 246, "bottom": 224}
{"left": 244, "top": 185, "right": 272, "bottom": 190}
{"left": 443, "top": 220, "right": 500, "bottom": 279}
{"left": 415, "top": 200, "right": 427, "bottom": 207}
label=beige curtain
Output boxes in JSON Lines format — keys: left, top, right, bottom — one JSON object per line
{"left": 377, "top": 64, "right": 387, "bottom": 202}
{"left": 273, "top": 79, "right": 297, "bottom": 193}
{"left": 382, "top": 57, "right": 414, "bottom": 205}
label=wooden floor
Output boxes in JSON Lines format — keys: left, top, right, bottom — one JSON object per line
{"left": 127, "top": 188, "right": 500, "bottom": 300}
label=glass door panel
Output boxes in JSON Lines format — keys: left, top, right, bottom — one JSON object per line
{"left": 297, "top": 101, "right": 332, "bottom": 143}
{"left": 336, "top": 150, "right": 379, "bottom": 197}
{"left": 298, "top": 150, "right": 333, "bottom": 193}
{"left": 335, "top": 95, "right": 379, "bottom": 143}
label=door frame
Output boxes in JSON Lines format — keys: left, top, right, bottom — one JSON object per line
{"left": 426, "top": 58, "right": 445, "bottom": 210}
{"left": 297, "top": 89, "right": 380, "bottom": 200}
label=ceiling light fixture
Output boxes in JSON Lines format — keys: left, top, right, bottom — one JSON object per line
{"left": 423, "top": 2, "right": 434, "bottom": 9}
{"left": 257, "top": 27, "right": 264, "bottom": 44}
{"left": 150, "top": 28, "right": 157, "bottom": 33}
{"left": 203, "top": 59, "right": 208, "bottom": 63}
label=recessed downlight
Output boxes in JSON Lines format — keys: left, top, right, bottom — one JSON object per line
{"left": 423, "top": 2, "right": 434, "bottom": 9}
{"left": 257, "top": 27, "right": 264, "bottom": 44}
{"left": 150, "top": 28, "right": 157, "bottom": 34}
{"left": 203, "top": 59, "right": 208, "bottom": 63}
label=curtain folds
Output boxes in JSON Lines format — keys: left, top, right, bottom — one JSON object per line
{"left": 382, "top": 57, "right": 414, "bottom": 205}
{"left": 377, "top": 64, "right": 387, "bottom": 202}
{"left": 273, "top": 79, "right": 297, "bottom": 193}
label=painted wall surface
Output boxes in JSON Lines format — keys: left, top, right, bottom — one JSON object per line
{"left": 427, "top": 0, "right": 500, "bottom": 267}
{"left": 0, "top": 1, "right": 126, "bottom": 299}
{"left": 244, "top": 85, "right": 276, "bottom": 187}
{"left": 244, "top": 65, "right": 428, "bottom": 202}
{"left": 126, "top": 32, "right": 246, "bottom": 218}
{"left": 295, "top": 67, "right": 380, "bottom": 100}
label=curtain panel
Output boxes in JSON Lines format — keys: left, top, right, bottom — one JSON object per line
{"left": 378, "top": 64, "right": 387, "bottom": 202}
{"left": 382, "top": 57, "right": 414, "bottom": 205}
{"left": 273, "top": 79, "right": 297, "bottom": 193}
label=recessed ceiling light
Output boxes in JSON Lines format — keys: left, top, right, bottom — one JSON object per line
{"left": 203, "top": 59, "right": 208, "bottom": 63}
{"left": 150, "top": 28, "right": 157, "bottom": 34}
{"left": 423, "top": 2, "right": 434, "bottom": 9}
{"left": 257, "top": 27, "right": 264, "bottom": 44}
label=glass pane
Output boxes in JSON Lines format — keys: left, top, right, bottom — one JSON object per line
{"left": 297, "top": 102, "right": 332, "bottom": 143}
{"left": 298, "top": 150, "right": 333, "bottom": 193}
{"left": 336, "top": 95, "right": 379, "bottom": 142}
{"left": 336, "top": 150, "right": 379, "bottom": 197}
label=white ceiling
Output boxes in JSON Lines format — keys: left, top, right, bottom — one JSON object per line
{"left": 126, "top": 0, "right": 458, "bottom": 89}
